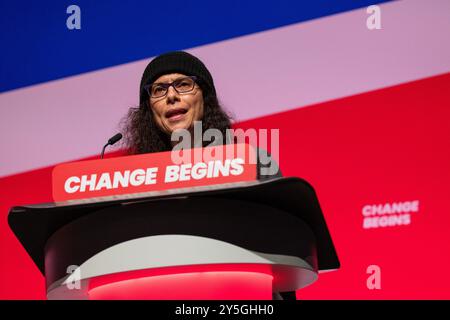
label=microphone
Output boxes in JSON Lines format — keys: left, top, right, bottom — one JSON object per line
{"left": 101, "top": 133, "right": 123, "bottom": 159}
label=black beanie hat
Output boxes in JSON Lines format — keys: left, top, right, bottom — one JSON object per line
{"left": 139, "top": 51, "right": 216, "bottom": 105}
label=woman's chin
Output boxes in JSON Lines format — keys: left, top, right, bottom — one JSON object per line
{"left": 168, "top": 123, "right": 191, "bottom": 134}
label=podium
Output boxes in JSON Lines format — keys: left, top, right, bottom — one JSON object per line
{"left": 8, "top": 177, "right": 339, "bottom": 300}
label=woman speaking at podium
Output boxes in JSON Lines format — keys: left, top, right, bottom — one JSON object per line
{"left": 122, "top": 50, "right": 281, "bottom": 181}
{"left": 121, "top": 51, "right": 292, "bottom": 299}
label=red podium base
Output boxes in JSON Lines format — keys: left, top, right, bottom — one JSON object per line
{"left": 88, "top": 264, "right": 274, "bottom": 300}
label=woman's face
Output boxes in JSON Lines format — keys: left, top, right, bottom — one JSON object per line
{"left": 149, "top": 73, "right": 204, "bottom": 135}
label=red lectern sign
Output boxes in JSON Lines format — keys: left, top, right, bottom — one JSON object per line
{"left": 52, "top": 143, "right": 257, "bottom": 202}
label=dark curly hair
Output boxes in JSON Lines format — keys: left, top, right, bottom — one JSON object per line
{"left": 121, "top": 84, "right": 233, "bottom": 155}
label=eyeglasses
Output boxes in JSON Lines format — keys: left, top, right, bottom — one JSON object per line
{"left": 144, "top": 76, "right": 198, "bottom": 99}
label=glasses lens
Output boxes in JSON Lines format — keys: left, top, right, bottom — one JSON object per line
{"left": 151, "top": 84, "right": 167, "bottom": 98}
{"left": 174, "top": 77, "right": 195, "bottom": 93}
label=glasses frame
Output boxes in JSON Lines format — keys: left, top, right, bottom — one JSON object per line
{"left": 144, "top": 76, "right": 198, "bottom": 99}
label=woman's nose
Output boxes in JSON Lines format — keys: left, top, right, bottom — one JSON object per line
{"left": 165, "top": 85, "right": 180, "bottom": 103}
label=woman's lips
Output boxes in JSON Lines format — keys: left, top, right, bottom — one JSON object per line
{"left": 166, "top": 108, "right": 188, "bottom": 122}
{"left": 168, "top": 113, "right": 186, "bottom": 121}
